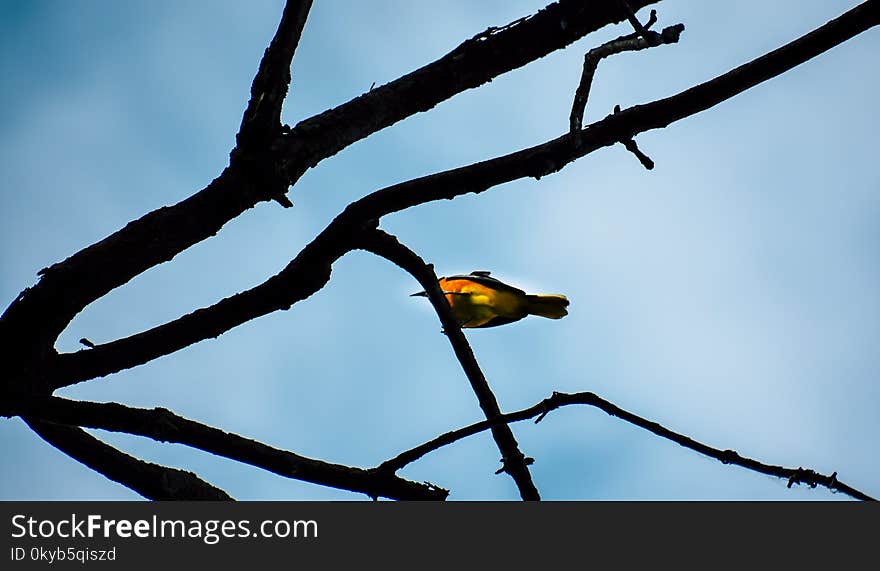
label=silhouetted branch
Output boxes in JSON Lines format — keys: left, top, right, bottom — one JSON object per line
{"left": 26, "top": 419, "right": 233, "bottom": 500}
{"left": 569, "top": 22, "right": 683, "bottom": 132}
{"left": 235, "top": 0, "right": 314, "bottom": 208}
{"left": 0, "top": 2, "right": 657, "bottom": 392}
{"left": 641, "top": 8, "right": 659, "bottom": 30}
{"left": 51, "top": 0, "right": 880, "bottom": 389}
{"left": 238, "top": 0, "right": 312, "bottom": 145}
{"left": 333, "top": 1, "right": 880, "bottom": 221}
{"left": 620, "top": 135, "right": 655, "bottom": 169}
{"left": 615, "top": 0, "right": 655, "bottom": 44}
{"left": 380, "top": 391, "right": 875, "bottom": 501}
{"left": 51, "top": 218, "right": 363, "bottom": 387}
{"left": 0, "top": 3, "right": 319, "bottom": 397}
{"left": 276, "top": 0, "right": 660, "bottom": 184}
{"left": 358, "top": 229, "right": 540, "bottom": 501}
{"left": 7, "top": 397, "right": 447, "bottom": 501}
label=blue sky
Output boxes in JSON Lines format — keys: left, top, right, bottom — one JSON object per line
{"left": 1, "top": 1, "right": 878, "bottom": 500}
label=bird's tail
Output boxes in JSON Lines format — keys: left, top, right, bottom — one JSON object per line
{"left": 524, "top": 294, "right": 569, "bottom": 319}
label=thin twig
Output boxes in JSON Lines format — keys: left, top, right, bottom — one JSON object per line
{"left": 570, "top": 23, "right": 684, "bottom": 132}
{"left": 7, "top": 398, "right": 447, "bottom": 501}
{"left": 621, "top": 137, "right": 655, "bottom": 169}
{"left": 379, "top": 391, "right": 875, "bottom": 501}
{"left": 643, "top": 9, "right": 659, "bottom": 30}
{"left": 358, "top": 229, "right": 541, "bottom": 501}
{"left": 615, "top": 0, "right": 655, "bottom": 44}
{"left": 26, "top": 419, "right": 233, "bottom": 500}
{"left": 614, "top": 103, "right": 655, "bottom": 169}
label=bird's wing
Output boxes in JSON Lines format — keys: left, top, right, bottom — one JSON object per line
{"left": 441, "top": 272, "right": 527, "bottom": 296}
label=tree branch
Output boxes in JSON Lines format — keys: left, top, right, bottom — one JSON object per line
{"left": 358, "top": 229, "right": 541, "bottom": 501}
{"left": 0, "top": 1, "right": 657, "bottom": 399}
{"left": 50, "top": 1, "right": 879, "bottom": 388}
{"left": 569, "top": 22, "right": 684, "bottom": 132}
{"left": 379, "top": 391, "right": 876, "bottom": 502}
{"left": 276, "top": 0, "right": 659, "bottom": 183}
{"left": 234, "top": 0, "right": 314, "bottom": 208}
{"left": 615, "top": 0, "right": 655, "bottom": 45}
{"left": 7, "top": 397, "right": 447, "bottom": 501}
{"left": 51, "top": 218, "right": 363, "bottom": 387}
{"left": 238, "top": 0, "right": 313, "bottom": 146}
{"left": 322, "top": 0, "right": 880, "bottom": 223}
{"left": 0, "top": 1, "right": 314, "bottom": 396}
{"left": 619, "top": 128, "right": 655, "bottom": 169}
{"left": 25, "top": 419, "right": 233, "bottom": 500}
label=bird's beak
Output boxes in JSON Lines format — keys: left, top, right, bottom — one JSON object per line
{"left": 410, "top": 291, "right": 428, "bottom": 297}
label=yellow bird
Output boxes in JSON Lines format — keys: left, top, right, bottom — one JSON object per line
{"left": 411, "top": 271, "right": 569, "bottom": 328}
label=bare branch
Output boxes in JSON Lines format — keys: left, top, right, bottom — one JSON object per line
{"left": 235, "top": 0, "right": 313, "bottom": 208}
{"left": 26, "top": 419, "right": 233, "bottom": 500}
{"left": 642, "top": 9, "right": 659, "bottom": 30}
{"left": 7, "top": 397, "right": 447, "bottom": 501}
{"left": 570, "top": 23, "right": 684, "bottom": 132}
{"left": 50, "top": 219, "right": 362, "bottom": 387}
{"left": 238, "top": 0, "right": 313, "bottom": 144}
{"left": 50, "top": 1, "right": 880, "bottom": 389}
{"left": 0, "top": 1, "right": 658, "bottom": 395}
{"left": 379, "top": 391, "right": 876, "bottom": 502}
{"left": 277, "top": 0, "right": 660, "bottom": 183}
{"left": 358, "top": 229, "right": 540, "bottom": 501}
{"left": 620, "top": 136, "right": 655, "bottom": 169}
{"left": 337, "top": 1, "right": 880, "bottom": 223}
{"left": 615, "top": 0, "right": 655, "bottom": 44}
{"left": 1, "top": 3, "right": 316, "bottom": 389}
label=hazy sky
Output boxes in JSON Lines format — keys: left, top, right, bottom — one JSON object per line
{"left": 1, "top": 1, "right": 878, "bottom": 500}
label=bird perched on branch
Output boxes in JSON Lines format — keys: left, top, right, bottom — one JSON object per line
{"left": 411, "top": 271, "right": 569, "bottom": 328}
